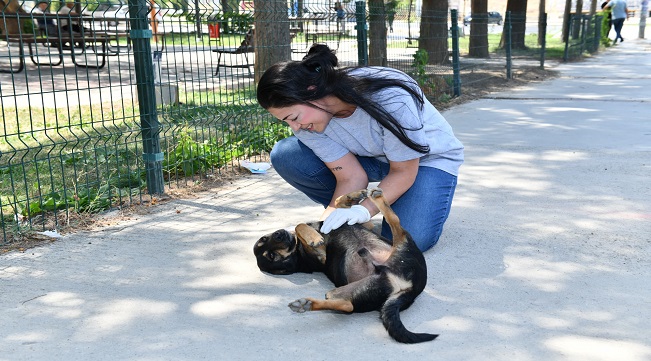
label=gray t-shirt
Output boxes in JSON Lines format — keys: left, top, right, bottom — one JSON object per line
{"left": 293, "top": 67, "right": 464, "bottom": 176}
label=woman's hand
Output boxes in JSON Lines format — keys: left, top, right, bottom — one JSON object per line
{"left": 318, "top": 154, "right": 420, "bottom": 234}
{"left": 320, "top": 205, "right": 371, "bottom": 233}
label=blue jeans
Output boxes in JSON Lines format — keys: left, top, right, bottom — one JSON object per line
{"left": 613, "top": 18, "right": 625, "bottom": 42}
{"left": 270, "top": 136, "right": 458, "bottom": 251}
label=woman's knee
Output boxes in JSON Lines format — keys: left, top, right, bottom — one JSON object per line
{"left": 270, "top": 137, "right": 312, "bottom": 178}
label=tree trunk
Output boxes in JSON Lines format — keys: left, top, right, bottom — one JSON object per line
{"left": 419, "top": 0, "right": 449, "bottom": 65}
{"left": 254, "top": 0, "right": 291, "bottom": 83}
{"left": 538, "top": 0, "right": 546, "bottom": 45}
{"left": 589, "top": 0, "right": 598, "bottom": 15}
{"left": 572, "top": 0, "right": 584, "bottom": 39}
{"left": 0, "top": 0, "right": 27, "bottom": 35}
{"left": 500, "top": 0, "right": 528, "bottom": 49}
{"left": 468, "top": 0, "right": 489, "bottom": 58}
{"left": 562, "top": 0, "right": 572, "bottom": 42}
{"left": 368, "top": 0, "right": 388, "bottom": 66}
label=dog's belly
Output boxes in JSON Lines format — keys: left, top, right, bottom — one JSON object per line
{"left": 344, "top": 244, "right": 393, "bottom": 283}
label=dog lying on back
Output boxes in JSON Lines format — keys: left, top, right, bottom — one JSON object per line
{"left": 253, "top": 188, "right": 437, "bottom": 344}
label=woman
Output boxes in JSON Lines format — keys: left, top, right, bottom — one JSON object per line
{"left": 256, "top": 44, "right": 464, "bottom": 251}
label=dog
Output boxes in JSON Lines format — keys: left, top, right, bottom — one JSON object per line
{"left": 253, "top": 188, "right": 438, "bottom": 344}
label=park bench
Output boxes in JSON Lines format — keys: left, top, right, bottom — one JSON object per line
{"left": 212, "top": 29, "right": 255, "bottom": 76}
{"left": 1, "top": 33, "right": 112, "bottom": 74}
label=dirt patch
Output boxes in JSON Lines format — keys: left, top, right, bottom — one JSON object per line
{"left": 0, "top": 169, "right": 250, "bottom": 255}
{"left": 435, "top": 65, "right": 559, "bottom": 111}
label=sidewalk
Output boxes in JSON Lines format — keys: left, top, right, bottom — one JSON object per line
{"left": 2, "top": 39, "right": 650, "bottom": 361}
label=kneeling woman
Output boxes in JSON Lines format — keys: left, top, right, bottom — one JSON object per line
{"left": 256, "top": 44, "right": 464, "bottom": 252}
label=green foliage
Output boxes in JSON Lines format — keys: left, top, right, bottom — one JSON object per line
{"left": 21, "top": 19, "right": 35, "bottom": 35}
{"left": 599, "top": 10, "right": 613, "bottom": 47}
{"left": 7, "top": 147, "right": 144, "bottom": 219}
{"left": 163, "top": 130, "right": 243, "bottom": 176}
{"left": 410, "top": 49, "right": 436, "bottom": 92}
{"left": 204, "top": 12, "right": 254, "bottom": 34}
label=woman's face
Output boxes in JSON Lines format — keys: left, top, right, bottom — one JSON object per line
{"left": 267, "top": 102, "right": 332, "bottom": 133}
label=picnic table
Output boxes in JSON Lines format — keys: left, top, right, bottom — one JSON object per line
{"left": 0, "top": 33, "right": 112, "bottom": 74}
{"left": 0, "top": 13, "right": 165, "bottom": 73}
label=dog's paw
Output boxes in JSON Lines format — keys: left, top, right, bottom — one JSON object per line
{"left": 308, "top": 238, "right": 325, "bottom": 248}
{"left": 288, "top": 298, "right": 313, "bottom": 313}
{"left": 369, "top": 188, "right": 383, "bottom": 199}
{"left": 334, "top": 190, "right": 368, "bottom": 208}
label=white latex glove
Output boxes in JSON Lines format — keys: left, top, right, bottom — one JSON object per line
{"left": 320, "top": 205, "right": 371, "bottom": 234}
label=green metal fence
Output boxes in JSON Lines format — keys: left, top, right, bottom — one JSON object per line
{"left": 1, "top": 1, "right": 602, "bottom": 245}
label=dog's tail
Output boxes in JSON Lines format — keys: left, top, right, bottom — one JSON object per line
{"left": 380, "top": 293, "right": 438, "bottom": 344}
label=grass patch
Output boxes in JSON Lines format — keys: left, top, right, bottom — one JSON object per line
{"left": 1, "top": 86, "right": 290, "bottom": 236}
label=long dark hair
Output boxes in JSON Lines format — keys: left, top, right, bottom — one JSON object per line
{"left": 257, "top": 44, "right": 429, "bottom": 154}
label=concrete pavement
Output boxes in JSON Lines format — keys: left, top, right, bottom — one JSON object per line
{"left": 1, "top": 39, "right": 650, "bottom": 361}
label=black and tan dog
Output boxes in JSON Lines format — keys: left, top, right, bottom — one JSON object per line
{"left": 253, "top": 188, "right": 437, "bottom": 344}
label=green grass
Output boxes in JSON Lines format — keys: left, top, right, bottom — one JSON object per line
{"left": 389, "top": 33, "right": 567, "bottom": 59}
{"left": 0, "top": 86, "right": 289, "bottom": 227}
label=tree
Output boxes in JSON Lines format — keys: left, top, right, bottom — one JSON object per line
{"left": 419, "top": 0, "right": 448, "bottom": 65}
{"left": 572, "top": 0, "right": 584, "bottom": 39}
{"left": 368, "top": 0, "right": 388, "bottom": 66}
{"left": 0, "top": 0, "right": 27, "bottom": 35}
{"left": 500, "top": 0, "right": 528, "bottom": 49}
{"left": 253, "top": 0, "right": 292, "bottom": 83}
{"left": 589, "top": 0, "right": 598, "bottom": 15}
{"left": 538, "top": 0, "right": 546, "bottom": 45}
{"left": 562, "top": 0, "right": 572, "bottom": 42}
{"left": 468, "top": 0, "right": 489, "bottom": 58}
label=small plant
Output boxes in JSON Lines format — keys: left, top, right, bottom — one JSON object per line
{"left": 163, "top": 130, "right": 244, "bottom": 176}
{"left": 599, "top": 10, "right": 613, "bottom": 47}
{"left": 410, "top": 49, "right": 436, "bottom": 93}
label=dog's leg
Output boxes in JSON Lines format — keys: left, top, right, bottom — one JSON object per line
{"left": 289, "top": 275, "right": 387, "bottom": 313}
{"left": 295, "top": 223, "right": 326, "bottom": 265}
{"left": 288, "top": 298, "right": 354, "bottom": 313}
{"left": 334, "top": 189, "right": 368, "bottom": 208}
{"left": 366, "top": 188, "right": 407, "bottom": 249}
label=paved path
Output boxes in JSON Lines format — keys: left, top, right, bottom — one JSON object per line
{"left": 1, "top": 39, "right": 650, "bottom": 361}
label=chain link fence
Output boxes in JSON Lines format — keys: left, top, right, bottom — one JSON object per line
{"left": 1, "top": 1, "right": 603, "bottom": 245}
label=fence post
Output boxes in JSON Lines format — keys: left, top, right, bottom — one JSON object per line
{"left": 505, "top": 11, "right": 512, "bottom": 80}
{"left": 540, "top": 12, "right": 547, "bottom": 69}
{"left": 128, "top": 0, "right": 165, "bottom": 195}
{"left": 579, "top": 15, "right": 587, "bottom": 55}
{"left": 563, "top": 14, "right": 572, "bottom": 61}
{"left": 593, "top": 15, "right": 602, "bottom": 52}
{"left": 355, "top": 1, "right": 368, "bottom": 66}
{"left": 640, "top": 0, "right": 648, "bottom": 38}
{"left": 450, "top": 9, "right": 461, "bottom": 97}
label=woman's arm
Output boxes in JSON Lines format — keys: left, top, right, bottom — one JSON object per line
{"left": 320, "top": 154, "right": 419, "bottom": 220}
{"left": 320, "top": 152, "right": 369, "bottom": 220}
{"left": 364, "top": 158, "right": 419, "bottom": 214}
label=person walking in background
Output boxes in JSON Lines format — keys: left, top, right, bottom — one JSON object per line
{"left": 386, "top": 0, "right": 398, "bottom": 33}
{"left": 334, "top": 2, "right": 346, "bottom": 34}
{"left": 256, "top": 44, "right": 464, "bottom": 252}
{"left": 606, "top": 0, "right": 628, "bottom": 43}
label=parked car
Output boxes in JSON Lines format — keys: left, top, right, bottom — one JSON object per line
{"left": 463, "top": 11, "right": 503, "bottom": 26}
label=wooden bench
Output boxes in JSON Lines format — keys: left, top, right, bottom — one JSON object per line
{"left": 305, "top": 31, "right": 342, "bottom": 45}
{"left": 1, "top": 34, "right": 112, "bottom": 74}
{"left": 212, "top": 29, "right": 254, "bottom": 76}
{"left": 406, "top": 37, "right": 420, "bottom": 48}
